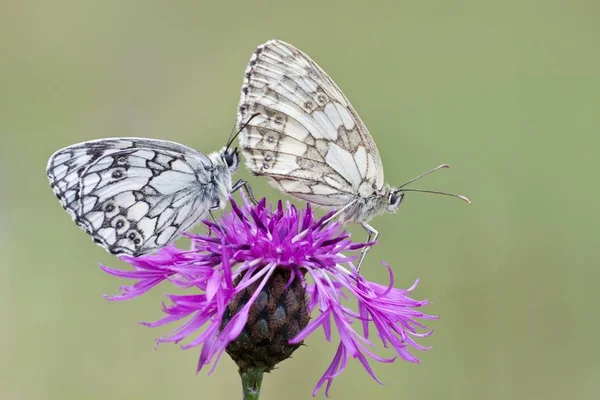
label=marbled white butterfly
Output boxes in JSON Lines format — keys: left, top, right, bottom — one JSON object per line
{"left": 237, "top": 39, "right": 470, "bottom": 271}
{"left": 47, "top": 135, "right": 256, "bottom": 256}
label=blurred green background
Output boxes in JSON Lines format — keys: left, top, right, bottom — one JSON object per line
{"left": 2, "top": 0, "right": 598, "bottom": 399}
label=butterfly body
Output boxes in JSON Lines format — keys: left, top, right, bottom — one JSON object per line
{"left": 336, "top": 185, "right": 404, "bottom": 225}
{"left": 47, "top": 138, "right": 242, "bottom": 256}
{"left": 206, "top": 149, "right": 240, "bottom": 209}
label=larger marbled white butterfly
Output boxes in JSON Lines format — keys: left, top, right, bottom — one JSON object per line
{"left": 236, "top": 39, "right": 470, "bottom": 271}
{"left": 47, "top": 135, "right": 256, "bottom": 257}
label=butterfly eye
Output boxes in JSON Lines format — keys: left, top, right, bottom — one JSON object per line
{"left": 388, "top": 192, "right": 404, "bottom": 210}
{"left": 223, "top": 152, "right": 236, "bottom": 167}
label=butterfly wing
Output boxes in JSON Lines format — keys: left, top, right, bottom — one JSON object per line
{"left": 47, "top": 138, "right": 217, "bottom": 256}
{"left": 237, "top": 39, "right": 384, "bottom": 207}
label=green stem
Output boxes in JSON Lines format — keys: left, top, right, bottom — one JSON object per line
{"left": 240, "top": 368, "right": 264, "bottom": 400}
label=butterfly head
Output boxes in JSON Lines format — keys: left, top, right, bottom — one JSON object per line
{"left": 386, "top": 189, "right": 405, "bottom": 213}
{"left": 218, "top": 146, "right": 240, "bottom": 172}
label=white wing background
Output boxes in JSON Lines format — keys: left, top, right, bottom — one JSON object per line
{"left": 47, "top": 138, "right": 216, "bottom": 256}
{"left": 237, "top": 39, "right": 384, "bottom": 207}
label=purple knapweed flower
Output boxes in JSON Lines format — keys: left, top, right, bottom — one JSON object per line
{"left": 101, "top": 195, "right": 437, "bottom": 397}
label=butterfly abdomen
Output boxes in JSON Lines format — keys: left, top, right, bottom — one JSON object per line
{"left": 337, "top": 195, "right": 388, "bottom": 225}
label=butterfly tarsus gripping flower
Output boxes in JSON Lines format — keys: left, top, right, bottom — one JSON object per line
{"left": 102, "top": 195, "right": 437, "bottom": 396}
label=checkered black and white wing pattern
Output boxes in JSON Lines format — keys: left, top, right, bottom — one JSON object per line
{"left": 47, "top": 138, "right": 217, "bottom": 256}
{"left": 237, "top": 39, "right": 384, "bottom": 207}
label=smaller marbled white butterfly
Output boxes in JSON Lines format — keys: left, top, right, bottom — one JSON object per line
{"left": 237, "top": 40, "right": 470, "bottom": 272}
{"left": 47, "top": 129, "right": 257, "bottom": 256}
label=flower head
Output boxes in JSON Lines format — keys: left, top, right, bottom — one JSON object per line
{"left": 101, "top": 196, "right": 437, "bottom": 396}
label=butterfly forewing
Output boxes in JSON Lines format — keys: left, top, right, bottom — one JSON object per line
{"left": 47, "top": 138, "right": 219, "bottom": 256}
{"left": 237, "top": 40, "right": 384, "bottom": 206}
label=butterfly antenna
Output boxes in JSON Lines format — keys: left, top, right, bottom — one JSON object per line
{"left": 396, "top": 188, "right": 471, "bottom": 204}
{"left": 395, "top": 164, "right": 471, "bottom": 204}
{"left": 225, "top": 112, "right": 261, "bottom": 151}
{"left": 396, "top": 164, "right": 450, "bottom": 189}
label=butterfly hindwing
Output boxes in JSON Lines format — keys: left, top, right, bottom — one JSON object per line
{"left": 237, "top": 40, "right": 384, "bottom": 206}
{"left": 47, "top": 138, "right": 217, "bottom": 256}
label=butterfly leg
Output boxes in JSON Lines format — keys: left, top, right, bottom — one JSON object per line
{"left": 231, "top": 179, "right": 259, "bottom": 205}
{"left": 322, "top": 199, "right": 359, "bottom": 225}
{"left": 207, "top": 205, "right": 224, "bottom": 236}
{"left": 356, "top": 222, "right": 379, "bottom": 275}
{"left": 208, "top": 207, "right": 220, "bottom": 225}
